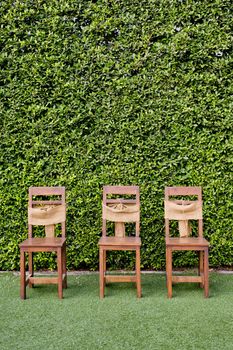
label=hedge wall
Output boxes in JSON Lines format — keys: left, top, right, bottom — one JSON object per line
{"left": 1, "top": 0, "right": 232, "bottom": 270}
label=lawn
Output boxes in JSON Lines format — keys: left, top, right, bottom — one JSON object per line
{"left": 0, "top": 272, "right": 232, "bottom": 350}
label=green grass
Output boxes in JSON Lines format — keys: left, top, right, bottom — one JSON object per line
{"left": 0, "top": 273, "right": 233, "bottom": 350}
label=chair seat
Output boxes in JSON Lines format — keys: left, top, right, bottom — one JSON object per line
{"left": 98, "top": 236, "right": 141, "bottom": 247}
{"left": 20, "top": 237, "right": 66, "bottom": 249}
{"left": 166, "top": 237, "right": 209, "bottom": 247}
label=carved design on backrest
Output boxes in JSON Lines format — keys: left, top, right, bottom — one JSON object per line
{"left": 165, "top": 186, "right": 203, "bottom": 238}
{"left": 28, "top": 187, "right": 66, "bottom": 238}
{"left": 102, "top": 186, "right": 140, "bottom": 237}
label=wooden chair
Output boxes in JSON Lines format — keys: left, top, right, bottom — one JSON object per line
{"left": 98, "top": 185, "right": 141, "bottom": 298}
{"left": 165, "top": 186, "right": 209, "bottom": 298}
{"left": 19, "top": 187, "right": 67, "bottom": 299}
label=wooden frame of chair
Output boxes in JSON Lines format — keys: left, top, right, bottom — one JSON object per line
{"left": 98, "top": 185, "right": 141, "bottom": 298}
{"left": 165, "top": 186, "right": 209, "bottom": 298}
{"left": 19, "top": 186, "right": 67, "bottom": 299}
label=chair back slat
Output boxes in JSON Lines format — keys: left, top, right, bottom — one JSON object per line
{"left": 165, "top": 186, "right": 202, "bottom": 198}
{"left": 29, "top": 187, "right": 65, "bottom": 196}
{"left": 103, "top": 185, "right": 139, "bottom": 196}
{"left": 31, "top": 200, "right": 62, "bottom": 205}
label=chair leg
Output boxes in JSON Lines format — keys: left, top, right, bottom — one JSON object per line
{"left": 57, "top": 248, "right": 63, "bottom": 299}
{"left": 136, "top": 248, "right": 141, "bottom": 298}
{"left": 62, "top": 245, "right": 67, "bottom": 289}
{"left": 103, "top": 250, "right": 106, "bottom": 273}
{"left": 99, "top": 248, "right": 105, "bottom": 298}
{"left": 204, "top": 248, "right": 209, "bottom": 298}
{"left": 28, "top": 252, "right": 34, "bottom": 288}
{"left": 103, "top": 250, "right": 106, "bottom": 288}
{"left": 199, "top": 251, "right": 204, "bottom": 288}
{"left": 20, "top": 250, "right": 26, "bottom": 300}
{"left": 166, "top": 247, "right": 172, "bottom": 298}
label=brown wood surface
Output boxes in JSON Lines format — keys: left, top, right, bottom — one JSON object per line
{"left": 172, "top": 276, "right": 203, "bottom": 283}
{"left": 28, "top": 252, "right": 34, "bottom": 288}
{"left": 106, "top": 199, "right": 137, "bottom": 204}
{"left": 166, "top": 237, "right": 210, "bottom": 250}
{"left": 31, "top": 200, "right": 62, "bottom": 205}
{"left": 99, "top": 248, "right": 104, "bottom": 298}
{"left": 99, "top": 236, "right": 141, "bottom": 247}
{"left": 20, "top": 251, "right": 26, "bottom": 299}
{"left": 19, "top": 187, "right": 67, "bottom": 300}
{"left": 136, "top": 247, "right": 141, "bottom": 298}
{"left": 99, "top": 185, "right": 141, "bottom": 298}
{"left": 105, "top": 275, "right": 137, "bottom": 283}
{"left": 103, "top": 185, "right": 139, "bottom": 195}
{"left": 204, "top": 248, "right": 209, "bottom": 297}
{"left": 20, "top": 237, "right": 66, "bottom": 248}
{"left": 165, "top": 186, "right": 209, "bottom": 298}
{"left": 29, "top": 186, "right": 65, "bottom": 196}
{"left": 29, "top": 277, "right": 59, "bottom": 284}
{"left": 199, "top": 251, "right": 204, "bottom": 288}
{"left": 165, "top": 186, "right": 202, "bottom": 197}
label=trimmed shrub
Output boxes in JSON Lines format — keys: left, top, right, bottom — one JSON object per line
{"left": 1, "top": 0, "right": 232, "bottom": 270}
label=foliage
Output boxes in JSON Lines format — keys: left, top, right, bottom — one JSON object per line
{"left": 1, "top": 0, "right": 232, "bottom": 270}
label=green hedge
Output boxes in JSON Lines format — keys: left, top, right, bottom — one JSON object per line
{"left": 1, "top": 0, "right": 232, "bottom": 270}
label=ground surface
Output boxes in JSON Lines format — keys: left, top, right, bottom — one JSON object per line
{"left": 0, "top": 272, "right": 233, "bottom": 350}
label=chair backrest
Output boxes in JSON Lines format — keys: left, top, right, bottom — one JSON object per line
{"left": 164, "top": 186, "right": 203, "bottom": 238}
{"left": 28, "top": 187, "right": 66, "bottom": 238}
{"left": 102, "top": 185, "right": 140, "bottom": 237}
